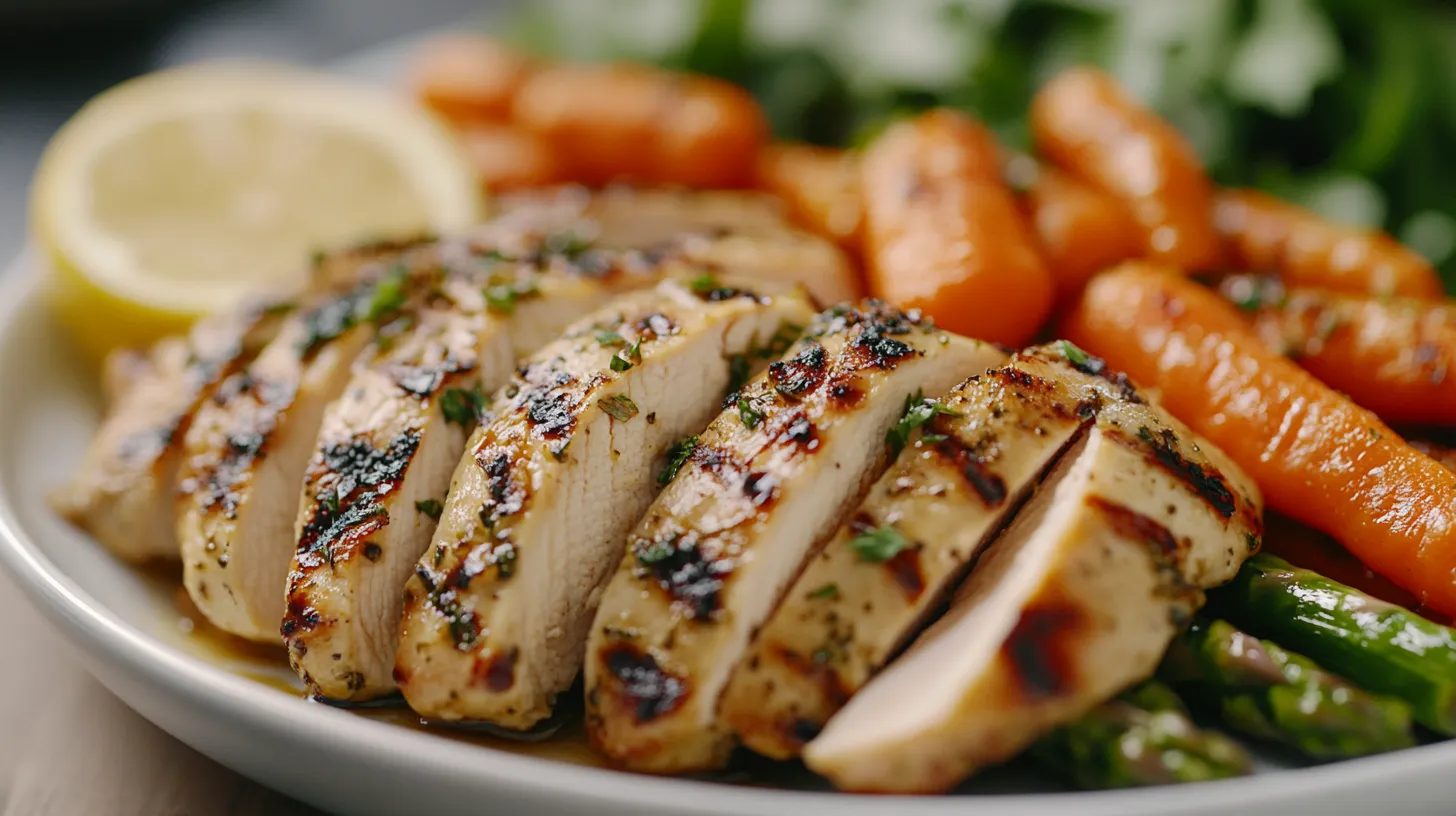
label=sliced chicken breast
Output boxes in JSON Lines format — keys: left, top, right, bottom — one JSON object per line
{"left": 802, "top": 355, "right": 1262, "bottom": 793}
{"left": 495, "top": 186, "right": 862, "bottom": 306}
{"left": 51, "top": 299, "right": 292, "bottom": 562}
{"left": 394, "top": 276, "right": 816, "bottom": 725}
{"left": 583, "top": 302, "right": 1004, "bottom": 773}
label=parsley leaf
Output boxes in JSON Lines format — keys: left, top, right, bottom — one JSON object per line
{"left": 1058, "top": 339, "right": 1089, "bottom": 368}
{"left": 808, "top": 583, "right": 840, "bottom": 600}
{"left": 440, "top": 384, "right": 488, "bottom": 426}
{"left": 689, "top": 273, "right": 719, "bottom": 293}
{"left": 484, "top": 278, "right": 538, "bottom": 315}
{"left": 595, "top": 330, "right": 626, "bottom": 347}
{"left": 885, "top": 391, "right": 961, "bottom": 454}
{"left": 849, "top": 526, "right": 910, "bottom": 563}
{"left": 737, "top": 395, "right": 765, "bottom": 429}
{"left": 658, "top": 435, "right": 699, "bottom": 486}
{"left": 598, "top": 394, "right": 639, "bottom": 421}
{"left": 414, "top": 499, "right": 444, "bottom": 520}
{"left": 610, "top": 337, "right": 642, "bottom": 372}
{"left": 361, "top": 265, "right": 409, "bottom": 323}
{"left": 636, "top": 537, "right": 677, "bottom": 565}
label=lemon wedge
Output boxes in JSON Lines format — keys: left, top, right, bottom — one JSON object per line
{"left": 31, "top": 61, "right": 482, "bottom": 363}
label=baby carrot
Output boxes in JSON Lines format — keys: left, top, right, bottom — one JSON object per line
{"left": 1019, "top": 162, "right": 1143, "bottom": 301}
{"left": 1061, "top": 262, "right": 1456, "bottom": 616}
{"left": 512, "top": 63, "right": 766, "bottom": 188}
{"left": 456, "top": 123, "right": 562, "bottom": 192}
{"left": 409, "top": 35, "right": 535, "bottom": 125}
{"left": 861, "top": 109, "right": 1053, "bottom": 345}
{"left": 1217, "top": 275, "right": 1456, "bottom": 426}
{"left": 1031, "top": 67, "right": 1221, "bottom": 271}
{"left": 755, "top": 143, "right": 863, "bottom": 254}
{"left": 1215, "top": 189, "right": 1444, "bottom": 299}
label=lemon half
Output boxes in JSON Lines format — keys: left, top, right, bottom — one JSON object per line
{"left": 32, "top": 61, "right": 482, "bottom": 363}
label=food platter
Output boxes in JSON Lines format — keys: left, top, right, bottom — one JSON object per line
{"left": 3, "top": 33, "right": 1456, "bottom": 816}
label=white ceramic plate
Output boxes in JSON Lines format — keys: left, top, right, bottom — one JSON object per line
{"left": 3, "top": 34, "right": 1456, "bottom": 816}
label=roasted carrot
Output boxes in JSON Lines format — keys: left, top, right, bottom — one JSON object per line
{"left": 860, "top": 109, "right": 1053, "bottom": 345}
{"left": 512, "top": 63, "right": 766, "bottom": 188}
{"left": 1216, "top": 275, "right": 1456, "bottom": 426}
{"left": 755, "top": 143, "right": 863, "bottom": 254}
{"left": 1214, "top": 188, "right": 1444, "bottom": 299}
{"left": 1019, "top": 162, "right": 1143, "bottom": 300}
{"left": 410, "top": 35, "right": 535, "bottom": 125}
{"left": 1061, "top": 262, "right": 1456, "bottom": 616}
{"left": 457, "top": 123, "right": 562, "bottom": 192}
{"left": 1031, "top": 67, "right": 1220, "bottom": 271}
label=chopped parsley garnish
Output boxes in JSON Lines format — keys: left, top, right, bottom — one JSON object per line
{"left": 850, "top": 525, "right": 910, "bottom": 563}
{"left": 689, "top": 273, "right": 719, "bottom": 293}
{"left": 484, "top": 278, "right": 537, "bottom": 315}
{"left": 262, "top": 300, "right": 296, "bottom": 317}
{"left": 737, "top": 395, "right": 766, "bottom": 429}
{"left": 658, "top": 435, "right": 699, "bottom": 486}
{"left": 360, "top": 265, "right": 409, "bottom": 323}
{"left": 1058, "top": 339, "right": 1089, "bottom": 368}
{"left": 414, "top": 499, "right": 444, "bottom": 520}
{"left": 494, "top": 543, "right": 517, "bottom": 578}
{"left": 727, "top": 354, "right": 751, "bottom": 393}
{"left": 544, "top": 230, "right": 593, "bottom": 259}
{"left": 595, "top": 330, "right": 626, "bottom": 347}
{"left": 886, "top": 391, "right": 962, "bottom": 454}
{"left": 808, "top": 583, "right": 840, "bottom": 600}
{"left": 440, "top": 384, "right": 488, "bottom": 426}
{"left": 598, "top": 394, "right": 640, "bottom": 422}
{"left": 319, "top": 486, "right": 341, "bottom": 516}
{"left": 440, "top": 599, "right": 477, "bottom": 650}
{"left": 636, "top": 537, "right": 677, "bottom": 565}
{"left": 610, "top": 338, "right": 642, "bottom": 372}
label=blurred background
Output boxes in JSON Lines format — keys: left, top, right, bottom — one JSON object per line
{"left": 7, "top": 0, "right": 1456, "bottom": 287}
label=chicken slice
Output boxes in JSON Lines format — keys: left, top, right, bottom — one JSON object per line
{"left": 802, "top": 355, "right": 1263, "bottom": 793}
{"left": 583, "top": 302, "right": 1004, "bottom": 773}
{"left": 494, "top": 186, "right": 862, "bottom": 306}
{"left": 394, "top": 276, "right": 816, "bottom": 725}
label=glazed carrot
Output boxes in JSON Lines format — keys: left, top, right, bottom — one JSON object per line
{"left": 1031, "top": 67, "right": 1221, "bottom": 271}
{"left": 1019, "top": 163, "right": 1142, "bottom": 300}
{"left": 755, "top": 143, "right": 863, "bottom": 254}
{"left": 409, "top": 35, "right": 535, "bottom": 125}
{"left": 1216, "top": 275, "right": 1456, "bottom": 426}
{"left": 512, "top": 63, "right": 766, "bottom": 188}
{"left": 1215, "top": 188, "right": 1444, "bottom": 299}
{"left": 1061, "top": 262, "right": 1456, "bottom": 615}
{"left": 457, "top": 123, "right": 562, "bottom": 192}
{"left": 861, "top": 109, "right": 1053, "bottom": 345}
{"left": 1410, "top": 439, "right": 1456, "bottom": 474}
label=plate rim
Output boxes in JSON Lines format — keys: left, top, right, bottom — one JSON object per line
{"left": 4, "top": 51, "right": 1456, "bottom": 816}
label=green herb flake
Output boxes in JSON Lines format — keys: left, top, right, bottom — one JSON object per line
{"left": 495, "top": 543, "right": 517, "bottom": 578}
{"left": 737, "top": 395, "right": 765, "bottom": 429}
{"left": 484, "top": 283, "right": 519, "bottom": 315}
{"left": 598, "top": 394, "right": 640, "bottom": 422}
{"left": 361, "top": 265, "right": 409, "bottom": 323}
{"left": 808, "top": 583, "right": 840, "bottom": 600}
{"left": 1057, "top": 339, "right": 1090, "bottom": 367}
{"left": 440, "top": 384, "right": 488, "bottom": 426}
{"left": 689, "top": 273, "right": 719, "bottom": 293}
{"left": 595, "top": 330, "right": 626, "bottom": 347}
{"left": 319, "top": 486, "right": 341, "bottom": 516}
{"left": 415, "top": 499, "right": 444, "bottom": 520}
{"left": 886, "top": 391, "right": 961, "bottom": 454}
{"left": 609, "top": 353, "right": 633, "bottom": 372}
{"left": 262, "top": 300, "right": 296, "bottom": 317}
{"left": 636, "top": 538, "right": 676, "bottom": 565}
{"left": 658, "top": 435, "right": 699, "bottom": 486}
{"left": 850, "top": 525, "right": 910, "bottom": 563}
{"left": 610, "top": 337, "right": 642, "bottom": 372}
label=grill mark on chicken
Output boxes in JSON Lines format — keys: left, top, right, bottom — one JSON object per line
{"left": 1125, "top": 424, "right": 1237, "bottom": 519}
{"left": 294, "top": 430, "right": 421, "bottom": 564}
{"left": 768, "top": 343, "right": 828, "bottom": 398}
{"left": 927, "top": 433, "right": 1009, "bottom": 508}
{"left": 634, "top": 312, "right": 679, "bottom": 339}
{"left": 693, "top": 280, "right": 764, "bottom": 303}
{"left": 825, "top": 379, "right": 865, "bottom": 409}
{"left": 476, "top": 648, "right": 518, "bottom": 692}
{"left": 1086, "top": 495, "right": 1203, "bottom": 620}
{"left": 601, "top": 643, "right": 689, "bottom": 724}
{"left": 742, "top": 471, "right": 779, "bottom": 508}
{"left": 178, "top": 376, "right": 293, "bottom": 519}
{"left": 477, "top": 449, "right": 529, "bottom": 531}
{"left": 1053, "top": 345, "right": 1143, "bottom": 403}
{"left": 1001, "top": 601, "right": 1086, "bottom": 700}
{"left": 634, "top": 533, "right": 726, "bottom": 620}
{"left": 883, "top": 547, "right": 925, "bottom": 600}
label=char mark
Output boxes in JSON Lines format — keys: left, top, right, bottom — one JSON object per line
{"left": 478, "top": 449, "right": 529, "bottom": 528}
{"left": 930, "top": 436, "right": 1008, "bottom": 507}
{"left": 826, "top": 377, "right": 864, "bottom": 409}
{"left": 1135, "top": 425, "right": 1237, "bottom": 519}
{"left": 768, "top": 343, "right": 828, "bottom": 399}
{"left": 522, "top": 385, "right": 580, "bottom": 440}
{"left": 743, "top": 471, "right": 779, "bottom": 508}
{"left": 635, "top": 533, "right": 726, "bottom": 620}
{"left": 849, "top": 322, "right": 918, "bottom": 369}
{"left": 884, "top": 547, "right": 925, "bottom": 600}
{"left": 296, "top": 430, "right": 421, "bottom": 564}
{"left": 635, "top": 312, "right": 678, "bottom": 340}
{"left": 475, "top": 647, "right": 518, "bottom": 692}
{"left": 280, "top": 593, "right": 325, "bottom": 638}
{"left": 1002, "top": 603, "right": 1084, "bottom": 699}
{"left": 1087, "top": 495, "right": 1200, "bottom": 612}
{"left": 601, "top": 643, "right": 688, "bottom": 724}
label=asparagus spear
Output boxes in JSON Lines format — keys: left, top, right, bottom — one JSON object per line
{"left": 1214, "top": 552, "right": 1456, "bottom": 735}
{"left": 1032, "top": 680, "right": 1252, "bottom": 789}
{"left": 1163, "top": 618, "right": 1416, "bottom": 757}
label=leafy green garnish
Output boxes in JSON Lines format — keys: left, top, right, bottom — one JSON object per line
{"left": 808, "top": 583, "right": 840, "bottom": 600}
{"left": 484, "top": 278, "right": 538, "bottom": 315}
{"left": 886, "top": 391, "right": 961, "bottom": 454}
{"left": 1058, "top": 340, "right": 1089, "bottom": 368}
{"left": 319, "top": 486, "right": 341, "bottom": 516}
{"left": 361, "top": 265, "right": 409, "bottom": 323}
{"left": 849, "top": 525, "right": 910, "bottom": 563}
{"left": 595, "top": 330, "right": 626, "bottom": 347}
{"left": 495, "top": 543, "right": 517, "bottom": 578}
{"left": 636, "top": 536, "right": 678, "bottom": 565}
{"left": 598, "top": 394, "right": 640, "bottom": 421}
{"left": 689, "top": 273, "right": 719, "bottom": 293}
{"left": 658, "top": 435, "right": 699, "bottom": 486}
{"left": 737, "top": 395, "right": 765, "bottom": 429}
{"left": 440, "top": 384, "right": 488, "bottom": 426}
{"left": 415, "top": 499, "right": 444, "bottom": 520}
{"left": 610, "top": 337, "right": 642, "bottom": 372}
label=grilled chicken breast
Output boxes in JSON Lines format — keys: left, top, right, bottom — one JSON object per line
{"left": 583, "top": 302, "right": 1004, "bottom": 773}
{"left": 802, "top": 350, "right": 1262, "bottom": 793}
{"left": 51, "top": 300, "right": 292, "bottom": 562}
{"left": 394, "top": 276, "right": 816, "bottom": 725}
{"left": 719, "top": 348, "right": 1172, "bottom": 759}
{"left": 494, "top": 186, "right": 862, "bottom": 306}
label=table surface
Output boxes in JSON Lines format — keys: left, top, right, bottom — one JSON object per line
{"left": 0, "top": 3, "right": 486, "bottom": 813}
